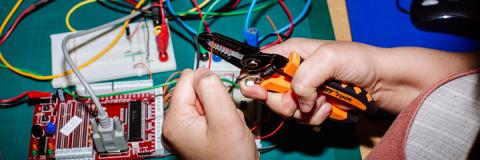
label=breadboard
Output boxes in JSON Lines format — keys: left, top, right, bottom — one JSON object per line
{"left": 50, "top": 21, "right": 176, "bottom": 88}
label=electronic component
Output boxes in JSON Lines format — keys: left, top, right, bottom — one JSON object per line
{"left": 28, "top": 90, "right": 168, "bottom": 159}
{"left": 75, "top": 80, "right": 153, "bottom": 97}
{"left": 57, "top": 89, "right": 66, "bottom": 102}
{"left": 91, "top": 116, "right": 128, "bottom": 152}
{"left": 41, "top": 115, "right": 49, "bottom": 122}
{"left": 45, "top": 122, "right": 56, "bottom": 136}
{"left": 31, "top": 125, "right": 44, "bottom": 138}
{"left": 128, "top": 101, "right": 145, "bottom": 141}
{"left": 50, "top": 21, "right": 177, "bottom": 88}
{"left": 42, "top": 105, "right": 51, "bottom": 112}
{"left": 410, "top": 0, "right": 480, "bottom": 37}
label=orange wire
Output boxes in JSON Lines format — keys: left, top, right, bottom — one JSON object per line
{"left": 261, "top": 15, "right": 285, "bottom": 50}
{"left": 266, "top": 15, "right": 283, "bottom": 43}
{"left": 163, "top": 72, "right": 181, "bottom": 92}
{"left": 133, "top": 62, "right": 152, "bottom": 80}
{"left": 208, "top": 48, "right": 213, "bottom": 69}
{"left": 127, "top": 21, "right": 143, "bottom": 39}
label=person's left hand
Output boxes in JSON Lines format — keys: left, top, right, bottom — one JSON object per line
{"left": 162, "top": 68, "right": 258, "bottom": 160}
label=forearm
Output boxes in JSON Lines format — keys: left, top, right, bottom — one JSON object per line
{"left": 372, "top": 47, "right": 479, "bottom": 113}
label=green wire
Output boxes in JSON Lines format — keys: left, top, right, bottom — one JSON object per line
{"left": 63, "top": 78, "right": 239, "bottom": 98}
{"left": 199, "top": 0, "right": 221, "bottom": 33}
{"left": 177, "top": 0, "right": 277, "bottom": 16}
{"left": 198, "top": 0, "right": 220, "bottom": 33}
{"left": 2, "top": 62, "right": 239, "bottom": 98}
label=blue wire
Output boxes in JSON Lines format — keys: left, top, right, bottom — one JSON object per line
{"left": 244, "top": 0, "right": 258, "bottom": 31}
{"left": 259, "top": 0, "right": 312, "bottom": 42}
{"left": 165, "top": 0, "right": 198, "bottom": 35}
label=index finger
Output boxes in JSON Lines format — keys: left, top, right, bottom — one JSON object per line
{"left": 168, "top": 69, "right": 199, "bottom": 116}
{"left": 261, "top": 38, "right": 332, "bottom": 58}
{"left": 193, "top": 68, "right": 244, "bottom": 129}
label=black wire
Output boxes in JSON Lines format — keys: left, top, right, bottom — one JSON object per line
{"left": 213, "top": 0, "right": 240, "bottom": 12}
{"left": 396, "top": 0, "right": 410, "bottom": 14}
{"left": 0, "top": 99, "right": 27, "bottom": 108}
{"left": 192, "top": 33, "right": 202, "bottom": 69}
{"left": 164, "top": 3, "right": 202, "bottom": 69}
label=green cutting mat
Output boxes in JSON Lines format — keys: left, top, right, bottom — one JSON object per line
{"left": 0, "top": 0, "right": 360, "bottom": 159}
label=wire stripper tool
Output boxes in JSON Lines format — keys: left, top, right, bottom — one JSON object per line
{"left": 198, "top": 32, "right": 376, "bottom": 122}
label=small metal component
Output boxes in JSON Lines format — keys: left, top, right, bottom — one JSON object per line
{"left": 244, "top": 76, "right": 262, "bottom": 87}
{"left": 260, "top": 66, "right": 279, "bottom": 78}
{"left": 247, "top": 59, "right": 259, "bottom": 68}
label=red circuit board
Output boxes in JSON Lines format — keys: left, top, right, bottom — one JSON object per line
{"left": 27, "top": 91, "right": 166, "bottom": 160}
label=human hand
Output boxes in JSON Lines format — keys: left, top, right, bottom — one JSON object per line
{"left": 241, "top": 38, "right": 478, "bottom": 125}
{"left": 162, "top": 68, "right": 258, "bottom": 160}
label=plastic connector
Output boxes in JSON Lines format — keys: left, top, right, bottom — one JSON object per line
{"left": 90, "top": 117, "right": 128, "bottom": 153}
{"left": 27, "top": 91, "right": 51, "bottom": 105}
{"left": 212, "top": 54, "right": 222, "bottom": 62}
{"left": 156, "top": 24, "right": 170, "bottom": 62}
{"left": 27, "top": 91, "right": 51, "bottom": 99}
{"left": 243, "top": 28, "right": 259, "bottom": 47}
{"left": 55, "top": 147, "right": 94, "bottom": 159}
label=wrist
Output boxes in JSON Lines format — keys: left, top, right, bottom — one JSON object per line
{"left": 371, "top": 47, "right": 479, "bottom": 113}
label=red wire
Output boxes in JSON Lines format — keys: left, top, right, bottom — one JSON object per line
{"left": 124, "top": 0, "right": 138, "bottom": 5}
{"left": 250, "top": 111, "right": 272, "bottom": 131}
{"left": 191, "top": 0, "right": 211, "bottom": 33}
{"left": 261, "top": 0, "right": 294, "bottom": 49}
{"left": 231, "top": 0, "right": 241, "bottom": 9}
{"left": 256, "top": 119, "right": 286, "bottom": 140}
{"left": 0, "top": 5, "right": 35, "bottom": 46}
{"left": 159, "top": 0, "right": 166, "bottom": 24}
{"left": 0, "top": 91, "right": 30, "bottom": 103}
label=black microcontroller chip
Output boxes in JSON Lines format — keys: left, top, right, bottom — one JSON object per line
{"left": 128, "top": 101, "right": 144, "bottom": 141}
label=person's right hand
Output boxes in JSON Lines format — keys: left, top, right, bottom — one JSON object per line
{"left": 240, "top": 38, "right": 478, "bottom": 125}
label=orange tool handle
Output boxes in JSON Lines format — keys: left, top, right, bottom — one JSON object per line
{"left": 260, "top": 52, "right": 376, "bottom": 122}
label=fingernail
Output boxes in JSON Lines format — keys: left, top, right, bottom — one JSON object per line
{"left": 319, "top": 103, "right": 332, "bottom": 115}
{"left": 300, "top": 104, "right": 313, "bottom": 113}
{"left": 316, "top": 95, "right": 326, "bottom": 106}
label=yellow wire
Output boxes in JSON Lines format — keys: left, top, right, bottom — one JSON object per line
{"left": 65, "top": 0, "right": 95, "bottom": 32}
{"left": 0, "top": 0, "right": 145, "bottom": 80}
{"left": 0, "top": 0, "right": 23, "bottom": 35}
{"left": 186, "top": 0, "right": 211, "bottom": 13}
